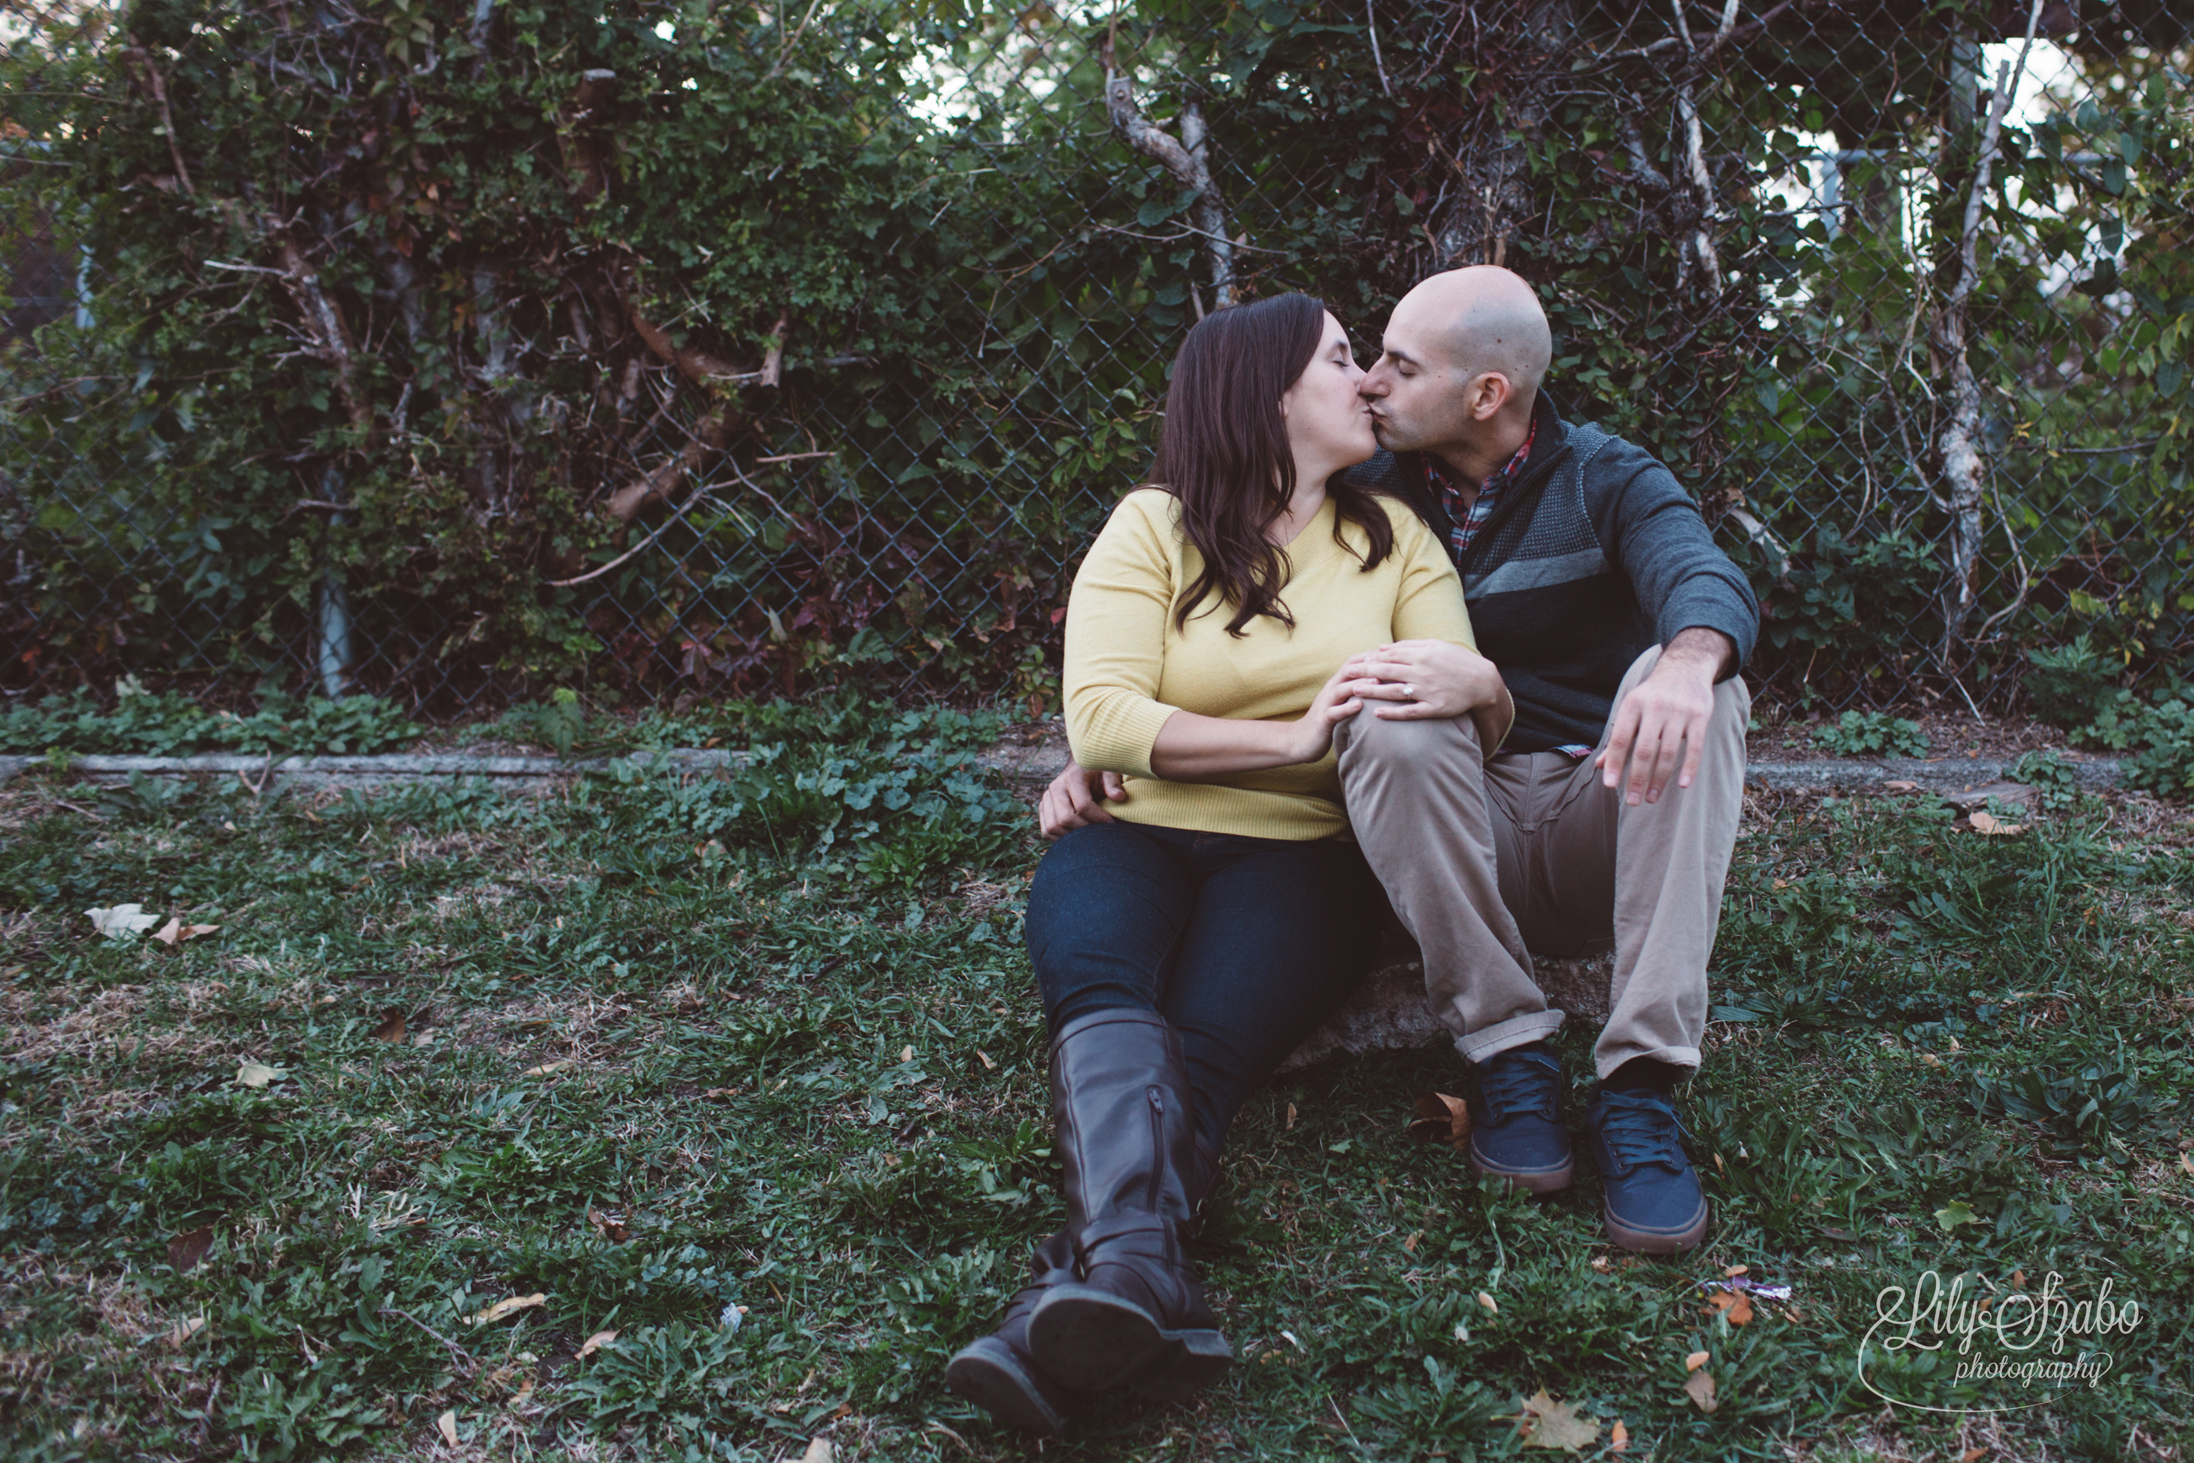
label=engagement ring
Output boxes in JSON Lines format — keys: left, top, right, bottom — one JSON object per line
{"left": 1402, "top": 683, "right": 1415, "bottom": 699}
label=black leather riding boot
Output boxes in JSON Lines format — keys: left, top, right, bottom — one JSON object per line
{"left": 1026, "top": 1009, "right": 1232, "bottom": 1397}
{"left": 944, "top": 1129, "right": 1223, "bottom": 1433}
{"left": 944, "top": 1230, "right": 1079, "bottom": 1435}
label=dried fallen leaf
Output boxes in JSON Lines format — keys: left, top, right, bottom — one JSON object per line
{"left": 1959, "top": 1449, "right": 1989, "bottom": 1463}
{"left": 1883, "top": 779, "right": 1918, "bottom": 791}
{"left": 2179, "top": 1153, "right": 2194, "bottom": 1179}
{"left": 1409, "top": 1091, "right": 1472, "bottom": 1150}
{"left": 703, "top": 1086, "right": 740, "bottom": 1099}
{"left": 1724, "top": 1264, "right": 1748, "bottom": 1277}
{"left": 976, "top": 1050, "right": 996, "bottom": 1071}
{"left": 1590, "top": 1256, "right": 1614, "bottom": 1274}
{"left": 899, "top": 1044, "right": 914, "bottom": 1063}
{"left": 87, "top": 903, "right": 160, "bottom": 941}
{"left": 168, "top": 1224, "right": 216, "bottom": 1272}
{"left": 1967, "top": 810, "right": 2025, "bottom": 836}
{"left": 802, "top": 1439, "right": 834, "bottom": 1463}
{"left": 1610, "top": 1418, "right": 1629, "bottom": 1452}
{"left": 1684, "top": 1368, "right": 1718, "bottom": 1413}
{"left": 1403, "top": 1230, "right": 1422, "bottom": 1254}
{"left": 370, "top": 1009, "right": 406, "bottom": 1043}
{"left": 522, "top": 1060, "right": 572, "bottom": 1077}
{"left": 152, "top": 916, "right": 184, "bottom": 946}
{"left": 1477, "top": 1291, "right": 1499, "bottom": 1314}
{"left": 471, "top": 1293, "right": 547, "bottom": 1325}
{"left": 1518, "top": 1390, "right": 1599, "bottom": 1452}
{"left": 436, "top": 1409, "right": 458, "bottom": 1446}
{"left": 577, "top": 1328, "right": 618, "bottom": 1360}
{"left": 1286, "top": 1102, "right": 1297, "bottom": 1130}
{"left": 1684, "top": 1351, "right": 1709, "bottom": 1373}
{"left": 587, "top": 1208, "right": 629, "bottom": 1242}
{"left": 234, "top": 1060, "right": 286, "bottom": 1089}
{"left": 1704, "top": 1289, "right": 1755, "bottom": 1325}
{"left": 167, "top": 1315, "right": 207, "bottom": 1347}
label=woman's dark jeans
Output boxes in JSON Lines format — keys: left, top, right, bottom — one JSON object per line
{"left": 1025, "top": 821, "right": 1384, "bottom": 1157}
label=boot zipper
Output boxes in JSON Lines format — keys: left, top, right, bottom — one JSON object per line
{"left": 1146, "top": 1087, "right": 1165, "bottom": 1212}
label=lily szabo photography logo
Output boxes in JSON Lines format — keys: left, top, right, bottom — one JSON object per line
{"left": 1858, "top": 1269, "right": 2144, "bottom": 1413}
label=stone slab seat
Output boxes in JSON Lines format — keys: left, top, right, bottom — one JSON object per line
{"left": 1277, "top": 937, "right": 1614, "bottom": 1074}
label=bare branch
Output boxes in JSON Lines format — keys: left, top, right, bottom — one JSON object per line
{"left": 1935, "top": 0, "right": 2045, "bottom": 657}
{"left": 1098, "top": 34, "right": 1237, "bottom": 307}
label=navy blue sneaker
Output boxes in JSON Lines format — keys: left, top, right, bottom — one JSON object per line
{"left": 1583, "top": 1086, "right": 1709, "bottom": 1253}
{"left": 1467, "top": 1045, "right": 1573, "bottom": 1194}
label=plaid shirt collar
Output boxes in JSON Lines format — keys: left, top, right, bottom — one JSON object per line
{"left": 1424, "top": 418, "right": 1538, "bottom": 562}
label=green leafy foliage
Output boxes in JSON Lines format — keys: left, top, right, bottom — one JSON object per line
{"left": 2023, "top": 635, "right": 2124, "bottom": 729}
{"left": 0, "top": 687, "right": 422, "bottom": 755}
{"left": 2, "top": 2, "right": 2186, "bottom": 708}
{"left": 1808, "top": 711, "right": 1930, "bottom": 758}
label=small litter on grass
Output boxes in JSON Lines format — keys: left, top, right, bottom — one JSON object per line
{"left": 471, "top": 1293, "right": 546, "bottom": 1325}
{"left": 1699, "top": 1277, "right": 1792, "bottom": 1303}
{"left": 1517, "top": 1389, "right": 1598, "bottom": 1451}
{"left": 167, "top": 1316, "right": 207, "bottom": 1346}
{"left": 577, "top": 1329, "right": 618, "bottom": 1360}
{"left": 152, "top": 917, "right": 219, "bottom": 946}
{"left": 87, "top": 903, "right": 159, "bottom": 940}
{"left": 1409, "top": 1091, "right": 1470, "bottom": 1148}
{"left": 1685, "top": 1351, "right": 1708, "bottom": 1372}
{"left": 234, "top": 1060, "right": 287, "bottom": 1089}
{"left": 587, "top": 1209, "right": 629, "bottom": 1242}
{"left": 1967, "top": 809, "right": 2025, "bottom": 836}
{"left": 1684, "top": 1369, "right": 1718, "bottom": 1413}
{"left": 436, "top": 1409, "right": 458, "bottom": 1445}
{"left": 721, "top": 1302, "right": 748, "bottom": 1332}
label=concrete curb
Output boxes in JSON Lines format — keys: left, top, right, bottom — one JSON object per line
{"left": 0, "top": 746, "right": 2124, "bottom": 794}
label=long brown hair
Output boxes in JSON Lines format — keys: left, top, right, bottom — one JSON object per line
{"left": 1154, "top": 292, "right": 1395, "bottom": 636}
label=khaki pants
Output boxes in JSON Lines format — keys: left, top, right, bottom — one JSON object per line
{"left": 1334, "top": 646, "right": 1749, "bottom": 1080}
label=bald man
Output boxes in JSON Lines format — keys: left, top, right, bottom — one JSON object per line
{"left": 1039, "top": 268, "right": 1756, "bottom": 1253}
{"left": 1328, "top": 266, "right": 1756, "bottom": 1253}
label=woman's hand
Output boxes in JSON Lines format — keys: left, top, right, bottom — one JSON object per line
{"left": 1286, "top": 664, "right": 1376, "bottom": 764}
{"left": 1340, "top": 640, "right": 1504, "bottom": 720}
{"left": 1340, "top": 640, "right": 1513, "bottom": 757}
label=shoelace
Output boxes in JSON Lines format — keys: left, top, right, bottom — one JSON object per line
{"left": 1594, "top": 1089, "right": 1691, "bottom": 1174}
{"left": 1480, "top": 1054, "right": 1559, "bottom": 1125}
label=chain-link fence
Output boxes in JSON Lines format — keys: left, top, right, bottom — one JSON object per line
{"left": 2, "top": 0, "right": 2188, "bottom": 719}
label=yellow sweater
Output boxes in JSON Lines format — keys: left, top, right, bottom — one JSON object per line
{"left": 1063, "top": 488, "right": 1475, "bottom": 841}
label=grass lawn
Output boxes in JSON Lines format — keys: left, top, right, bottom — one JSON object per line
{"left": 3, "top": 703, "right": 2191, "bottom": 1461}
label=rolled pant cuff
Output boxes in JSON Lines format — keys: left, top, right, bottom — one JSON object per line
{"left": 1452, "top": 1009, "right": 1566, "bottom": 1066}
{"left": 1592, "top": 1044, "right": 1701, "bottom": 1083}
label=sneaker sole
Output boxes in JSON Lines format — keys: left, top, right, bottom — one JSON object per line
{"left": 945, "top": 1337, "right": 1069, "bottom": 1436}
{"left": 1028, "top": 1285, "right": 1230, "bottom": 1395}
{"left": 1603, "top": 1197, "right": 1709, "bottom": 1254}
{"left": 1467, "top": 1146, "right": 1574, "bottom": 1195}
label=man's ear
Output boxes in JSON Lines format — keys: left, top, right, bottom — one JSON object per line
{"left": 1469, "top": 371, "right": 1513, "bottom": 422}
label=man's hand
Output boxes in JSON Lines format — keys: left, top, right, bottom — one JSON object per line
{"left": 1340, "top": 640, "right": 1505, "bottom": 721}
{"left": 1038, "top": 758, "right": 1128, "bottom": 840}
{"left": 1596, "top": 628, "right": 1734, "bottom": 806}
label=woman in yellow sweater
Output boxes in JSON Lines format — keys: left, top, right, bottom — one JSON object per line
{"left": 946, "top": 294, "right": 1511, "bottom": 1434}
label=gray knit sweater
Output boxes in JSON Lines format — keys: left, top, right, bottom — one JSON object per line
{"left": 1339, "top": 394, "right": 1760, "bottom": 754}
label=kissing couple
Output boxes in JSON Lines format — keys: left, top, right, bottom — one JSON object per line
{"left": 948, "top": 266, "right": 1760, "bottom": 1435}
